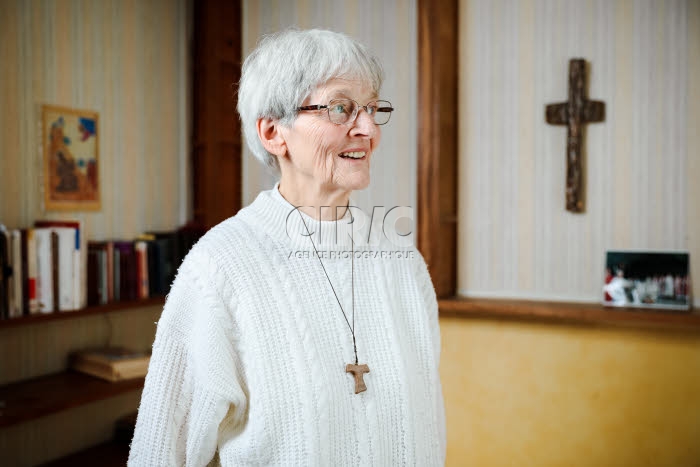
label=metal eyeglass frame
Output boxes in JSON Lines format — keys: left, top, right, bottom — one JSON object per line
{"left": 296, "top": 99, "right": 394, "bottom": 125}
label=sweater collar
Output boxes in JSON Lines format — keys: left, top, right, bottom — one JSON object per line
{"left": 242, "top": 182, "right": 372, "bottom": 252}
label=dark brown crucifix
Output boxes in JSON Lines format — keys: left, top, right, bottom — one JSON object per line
{"left": 346, "top": 363, "right": 370, "bottom": 394}
{"left": 546, "top": 59, "right": 605, "bottom": 213}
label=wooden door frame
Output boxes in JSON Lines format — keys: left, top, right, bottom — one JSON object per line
{"left": 191, "top": 0, "right": 243, "bottom": 229}
{"left": 417, "top": 0, "right": 459, "bottom": 298}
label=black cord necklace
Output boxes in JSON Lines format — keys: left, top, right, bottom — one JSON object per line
{"left": 297, "top": 208, "right": 370, "bottom": 394}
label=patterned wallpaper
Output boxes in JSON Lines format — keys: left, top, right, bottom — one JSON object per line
{"left": 241, "top": 0, "right": 418, "bottom": 218}
{"left": 458, "top": 0, "right": 700, "bottom": 305}
{"left": 0, "top": 0, "right": 190, "bottom": 240}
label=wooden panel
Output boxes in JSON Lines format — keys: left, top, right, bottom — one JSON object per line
{"left": 192, "top": 144, "right": 205, "bottom": 222}
{"left": 193, "top": 67, "right": 212, "bottom": 142}
{"left": 439, "top": 297, "right": 700, "bottom": 331}
{"left": 417, "top": 0, "right": 459, "bottom": 298}
{"left": 192, "top": 0, "right": 243, "bottom": 229}
{"left": 214, "top": 0, "right": 242, "bottom": 63}
{"left": 218, "top": 61, "right": 241, "bottom": 144}
{"left": 212, "top": 142, "right": 241, "bottom": 224}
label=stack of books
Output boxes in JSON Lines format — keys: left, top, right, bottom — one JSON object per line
{"left": 70, "top": 347, "right": 151, "bottom": 382}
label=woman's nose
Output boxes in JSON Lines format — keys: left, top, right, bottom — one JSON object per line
{"left": 350, "top": 108, "right": 377, "bottom": 137}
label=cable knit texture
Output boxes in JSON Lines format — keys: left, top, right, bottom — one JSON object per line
{"left": 128, "top": 184, "right": 446, "bottom": 466}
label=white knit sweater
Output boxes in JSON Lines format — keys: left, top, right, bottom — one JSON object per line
{"left": 128, "top": 185, "right": 446, "bottom": 466}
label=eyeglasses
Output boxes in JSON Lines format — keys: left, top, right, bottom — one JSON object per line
{"left": 296, "top": 99, "right": 394, "bottom": 125}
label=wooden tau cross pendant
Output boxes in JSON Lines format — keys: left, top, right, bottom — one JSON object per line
{"left": 346, "top": 363, "right": 370, "bottom": 394}
{"left": 546, "top": 58, "right": 605, "bottom": 213}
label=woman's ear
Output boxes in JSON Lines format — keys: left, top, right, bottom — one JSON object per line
{"left": 257, "top": 118, "right": 287, "bottom": 159}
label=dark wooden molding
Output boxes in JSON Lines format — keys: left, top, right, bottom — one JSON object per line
{"left": 439, "top": 297, "right": 700, "bottom": 331}
{"left": 417, "top": 0, "right": 459, "bottom": 298}
{"left": 192, "top": 0, "right": 243, "bottom": 229}
{"left": 0, "top": 371, "right": 144, "bottom": 428}
{"left": 0, "top": 298, "right": 165, "bottom": 329}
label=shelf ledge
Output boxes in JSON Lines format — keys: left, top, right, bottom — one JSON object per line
{"left": 39, "top": 440, "right": 130, "bottom": 467}
{"left": 0, "top": 297, "right": 166, "bottom": 330}
{"left": 0, "top": 371, "right": 145, "bottom": 428}
{"left": 438, "top": 297, "right": 700, "bottom": 331}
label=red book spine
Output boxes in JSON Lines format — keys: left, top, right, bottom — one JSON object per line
{"left": 28, "top": 279, "right": 36, "bottom": 306}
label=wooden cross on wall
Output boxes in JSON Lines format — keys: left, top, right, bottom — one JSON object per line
{"left": 546, "top": 58, "right": 605, "bottom": 213}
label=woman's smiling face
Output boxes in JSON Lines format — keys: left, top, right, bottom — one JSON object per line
{"left": 279, "top": 78, "right": 382, "bottom": 193}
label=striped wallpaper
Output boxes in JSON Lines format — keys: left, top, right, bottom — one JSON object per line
{"left": 0, "top": 0, "right": 190, "bottom": 240}
{"left": 459, "top": 0, "right": 700, "bottom": 306}
{"left": 3, "top": 1, "right": 696, "bottom": 306}
{"left": 241, "top": 0, "right": 418, "bottom": 218}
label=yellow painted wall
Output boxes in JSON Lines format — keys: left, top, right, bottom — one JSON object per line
{"left": 440, "top": 317, "right": 700, "bottom": 466}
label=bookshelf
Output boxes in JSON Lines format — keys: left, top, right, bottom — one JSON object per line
{"left": 0, "top": 299, "right": 164, "bottom": 465}
{"left": 1, "top": 0, "right": 241, "bottom": 463}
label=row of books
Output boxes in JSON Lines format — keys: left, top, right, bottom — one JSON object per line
{"left": 0, "top": 221, "right": 205, "bottom": 319}
{"left": 86, "top": 227, "right": 204, "bottom": 306}
{"left": 0, "top": 220, "right": 87, "bottom": 318}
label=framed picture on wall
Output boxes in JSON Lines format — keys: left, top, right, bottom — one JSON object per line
{"left": 42, "top": 105, "right": 100, "bottom": 211}
{"left": 603, "top": 250, "right": 691, "bottom": 311}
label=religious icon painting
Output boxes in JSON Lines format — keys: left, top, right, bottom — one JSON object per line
{"left": 603, "top": 251, "right": 691, "bottom": 311}
{"left": 42, "top": 105, "right": 100, "bottom": 211}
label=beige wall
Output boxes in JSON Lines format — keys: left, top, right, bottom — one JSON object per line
{"left": 1, "top": 390, "right": 144, "bottom": 466}
{"left": 0, "top": 305, "right": 161, "bottom": 386}
{"left": 458, "top": 0, "right": 699, "bottom": 307}
{"left": 241, "top": 0, "right": 418, "bottom": 218}
{"left": 0, "top": 0, "right": 190, "bottom": 239}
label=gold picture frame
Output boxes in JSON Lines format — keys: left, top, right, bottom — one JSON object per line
{"left": 42, "top": 105, "right": 100, "bottom": 211}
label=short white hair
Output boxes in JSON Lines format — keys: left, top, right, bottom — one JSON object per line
{"left": 237, "top": 28, "right": 384, "bottom": 173}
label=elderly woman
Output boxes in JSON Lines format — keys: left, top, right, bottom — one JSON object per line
{"left": 128, "top": 29, "right": 445, "bottom": 466}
